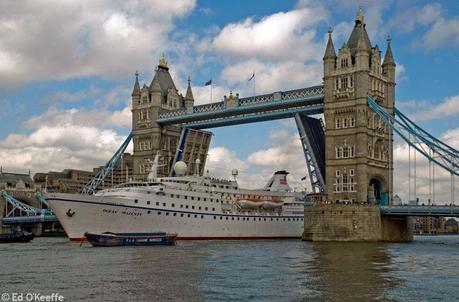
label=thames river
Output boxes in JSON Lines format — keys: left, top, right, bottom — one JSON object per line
{"left": 1, "top": 236, "right": 458, "bottom": 301}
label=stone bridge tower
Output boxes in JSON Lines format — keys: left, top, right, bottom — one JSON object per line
{"left": 131, "top": 57, "right": 212, "bottom": 180}
{"left": 323, "top": 8, "right": 396, "bottom": 204}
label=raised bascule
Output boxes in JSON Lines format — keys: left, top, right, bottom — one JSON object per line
{"left": 3, "top": 8, "right": 457, "bottom": 241}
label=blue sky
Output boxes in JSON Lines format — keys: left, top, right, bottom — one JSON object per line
{"left": 0, "top": 0, "right": 458, "bottom": 201}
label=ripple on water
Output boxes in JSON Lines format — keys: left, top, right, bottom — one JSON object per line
{"left": 0, "top": 236, "right": 458, "bottom": 301}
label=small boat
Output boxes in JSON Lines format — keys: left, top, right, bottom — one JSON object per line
{"left": 84, "top": 232, "right": 177, "bottom": 247}
{"left": 0, "top": 230, "right": 34, "bottom": 243}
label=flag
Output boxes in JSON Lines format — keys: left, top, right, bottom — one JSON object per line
{"left": 248, "top": 72, "right": 255, "bottom": 81}
{"left": 204, "top": 79, "right": 212, "bottom": 86}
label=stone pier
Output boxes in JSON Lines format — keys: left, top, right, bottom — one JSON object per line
{"left": 303, "top": 204, "right": 413, "bottom": 242}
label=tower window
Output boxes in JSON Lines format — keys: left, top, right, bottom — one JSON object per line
{"left": 336, "top": 119, "right": 341, "bottom": 129}
{"left": 350, "top": 117, "right": 355, "bottom": 127}
{"left": 340, "top": 77, "right": 348, "bottom": 89}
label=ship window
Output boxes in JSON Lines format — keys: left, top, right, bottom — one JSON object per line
{"left": 173, "top": 213, "right": 176, "bottom": 216}
{"left": 205, "top": 207, "right": 208, "bottom": 211}
{"left": 253, "top": 218, "right": 256, "bottom": 221}
{"left": 166, "top": 212, "right": 169, "bottom": 216}
{"left": 191, "top": 197, "right": 194, "bottom": 200}
{"left": 180, "top": 214, "right": 184, "bottom": 217}
{"left": 163, "top": 203, "right": 166, "bottom": 206}
{"left": 158, "top": 212, "right": 161, "bottom": 215}
{"left": 264, "top": 218, "right": 266, "bottom": 221}
{"left": 194, "top": 215, "right": 197, "bottom": 218}
{"left": 186, "top": 205, "right": 189, "bottom": 209}
{"left": 180, "top": 205, "right": 183, "bottom": 208}
{"left": 198, "top": 207, "right": 201, "bottom": 210}
{"left": 187, "top": 214, "right": 190, "bottom": 218}
{"left": 134, "top": 199, "right": 138, "bottom": 203}
{"left": 237, "top": 217, "right": 240, "bottom": 220}
{"left": 156, "top": 202, "right": 159, "bottom": 206}
{"left": 147, "top": 211, "right": 151, "bottom": 214}
{"left": 212, "top": 208, "right": 215, "bottom": 211}
{"left": 259, "top": 218, "right": 261, "bottom": 221}
{"left": 283, "top": 218, "right": 286, "bottom": 221}
{"left": 192, "top": 206, "right": 195, "bottom": 209}
{"left": 213, "top": 216, "right": 216, "bottom": 219}
{"left": 185, "top": 196, "right": 188, "bottom": 200}
{"left": 232, "top": 217, "right": 234, "bottom": 220}
{"left": 226, "top": 217, "right": 228, "bottom": 220}
{"left": 220, "top": 216, "right": 222, "bottom": 220}
{"left": 172, "top": 204, "right": 175, "bottom": 207}
{"left": 201, "top": 215, "right": 204, "bottom": 219}
{"left": 204, "top": 198, "right": 207, "bottom": 201}
{"left": 198, "top": 197, "right": 200, "bottom": 201}
{"left": 271, "top": 218, "right": 273, "bottom": 221}
{"left": 176, "top": 195, "right": 180, "bottom": 198}
{"left": 210, "top": 199, "right": 213, "bottom": 202}
{"left": 171, "top": 194, "right": 174, "bottom": 198}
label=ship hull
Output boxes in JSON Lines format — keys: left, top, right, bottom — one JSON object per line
{"left": 46, "top": 193, "right": 304, "bottom": 241}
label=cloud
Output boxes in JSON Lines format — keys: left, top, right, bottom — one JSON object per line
{"left": 395, "top": 63, "right": 407, "bottom": 82}
{"left": 0, "top": 0, "right": 196, "bottom": 88}
{"left": 421, "top": 17, "right": 459, "bottom": 50}
{"left": 23, "top": 106, "right": 132, "bottom": 130}
{"left": 0, "top": 125, "right": 128, "bottom": 174}
{"left": 412, "top": 94, "right": 459, "bottom": 121}
{"left": 212, "top": 7, "right": 328, "bottom": 62}
{"left": 206, "top": 123, "right": 309, "bottom": 191}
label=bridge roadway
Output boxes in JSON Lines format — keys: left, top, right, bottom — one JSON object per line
{"left": 379, "top": 205, "right": 459, "bottom": 217}
{"left": 156, "top": 85, "right": 324, "bottom": 129}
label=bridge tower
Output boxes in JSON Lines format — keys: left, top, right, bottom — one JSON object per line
{"left": 131, "top": 57, "right": 211, "bottom": 180}
{"left": 323, "top": 8, "right": 396, "bottom": 205}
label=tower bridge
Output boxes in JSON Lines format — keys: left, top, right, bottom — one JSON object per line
{"left": 37, "top": 7, "right": 458, "bottom": 242}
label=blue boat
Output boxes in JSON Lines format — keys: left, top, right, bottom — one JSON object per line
{"left": 84, "top": 232, "right": 176, "bottom": 247}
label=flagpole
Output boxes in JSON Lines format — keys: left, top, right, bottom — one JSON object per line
{"left": 253, "top": 71, "right": 256, "bottom": 97}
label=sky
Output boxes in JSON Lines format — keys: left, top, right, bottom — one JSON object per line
{"left": 0, "top": 0, "right": 458, "bottom": 204}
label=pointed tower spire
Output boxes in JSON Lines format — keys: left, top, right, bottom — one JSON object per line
{"left": 323, "top": 27, "right": 337, "bottom": 60}
{"left": 383, "top": 34, "right": 395, "bottom": 66}
{"left": 131, "top": 71, "right": 140, "bottom": 97}
{"left": 185, "top": 76, "right": 194, "bottom": 100}
{"left": 184, "top": 76, "right": 194, "bottom": 108}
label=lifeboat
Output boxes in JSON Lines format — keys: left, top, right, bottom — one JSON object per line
{"left": 237, "top": 195, "right": 284, "bottom": 209}
{"left": 238, "top": 199, "right": 262, "bottom": 208}
{"left": 261, "top": 200, "right": 284, "bottom": 209}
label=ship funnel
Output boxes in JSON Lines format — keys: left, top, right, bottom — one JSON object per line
{"left": 263, "top": 170, "right": 291, "bottom": 192}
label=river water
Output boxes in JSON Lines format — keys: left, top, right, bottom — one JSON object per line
{"left": 1, "top": 236, "right": 458, "bottom": 301}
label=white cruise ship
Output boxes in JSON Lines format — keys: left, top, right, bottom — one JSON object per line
{"left": 45, "top": 160, "right": 306, "bottom": 241}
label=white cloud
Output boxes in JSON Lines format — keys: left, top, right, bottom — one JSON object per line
{"left": 23, "top": 106, "right": 131, "bottom": 130}
{"left": 206, "top": 123, "right": 309, "bottom": 191}
{"left": 220, "top": 59, "right": 322, "bottom": 95}
{"left": 212, "top": 7, "right": 328, "bottom": 62}
{"left": 0, "top": 0, "right": 196, "bottom": 88}
{"left": 421, "top": 17, "right": 459, "bottom": 50}
{"left": 413, "top": 94, "right": 459, "bottom": 121}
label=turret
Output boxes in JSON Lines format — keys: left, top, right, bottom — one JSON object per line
{"left": 150, "top": 74, "right": 161, "bottom": 106}
{"left": 184, "top": 76, "right": 194, "bottom": 108}
{"left": 355, "top": 24, "right": 370, "bottom": 70}
{"left": 131, "top": 71, "right": 141, "bottom": 108}
{"left": 323, "top": 27, "right": 337, "bottom": 76}
{"left": 382, "top": 35, "right": 396, "bottom": 82}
